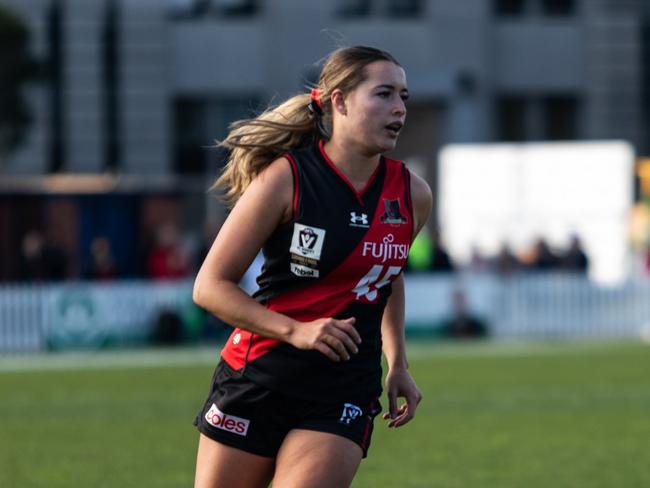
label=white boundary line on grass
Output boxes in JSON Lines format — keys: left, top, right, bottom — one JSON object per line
{"left": 0, "top": 346, "right": 222, "bottom": 373}
{"left": 405, "top": 339, "right": 645, "bottom": 359}
{"left": 0, "top": 340, "right": 644, "bottom": 373}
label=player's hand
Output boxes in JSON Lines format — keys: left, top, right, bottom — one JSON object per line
{"left": 288, "top": 317, "right": 361, "bottom": 362}
{"left": 383, "top": 367, "right": 422, "bottom": 428}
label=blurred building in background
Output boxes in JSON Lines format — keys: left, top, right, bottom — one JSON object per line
{"left": 0, "top": 0, "right": 649, "bottom": 281}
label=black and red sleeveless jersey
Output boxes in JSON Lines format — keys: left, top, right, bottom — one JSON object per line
{"left": 221, "top": 140, "right": 414, "bottom": 402}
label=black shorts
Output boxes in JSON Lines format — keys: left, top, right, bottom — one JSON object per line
{"left": 194, "top": 361, "right": 382, "bottom": 458}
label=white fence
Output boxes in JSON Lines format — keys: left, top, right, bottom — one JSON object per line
{"left": 405, "top": 273, "right": 650, "bottom": 340}
{"left": 0, "top": 280, "right": 194, "bottom": 352}
{"left": 1, "top": 274, "right": 650, "bottom": 352}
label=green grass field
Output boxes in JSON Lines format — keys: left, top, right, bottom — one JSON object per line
{"left": 1, "top": 340, "right": 649, "bottom": 487}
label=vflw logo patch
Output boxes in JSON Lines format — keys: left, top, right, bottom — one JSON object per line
{"left": 299, "top": 228, "right": 318, "bottom": 249}
{"left": 290, "top": 223, "right": 326, "bottom": 260}
{"left": 289, "top": 223, "right": 325, "bottom": 278}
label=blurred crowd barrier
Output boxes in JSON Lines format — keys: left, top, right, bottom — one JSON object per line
{"left": 2, "top": 274, "right": 650, "bottom": 353}
{"left": 405, "top": 273, "right": 650, "bottom": 340}
{"left": 0, "top": 280, "right": 196, "bottom": 352}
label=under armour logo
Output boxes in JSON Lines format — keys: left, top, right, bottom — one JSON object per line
{"left": 339, "top": 403, "right": 363, "bottom": 425}
{"left": 350, "top": 212, "right": 369, "bottom": 227}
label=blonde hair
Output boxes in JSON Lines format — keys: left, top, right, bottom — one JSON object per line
{"left": 213, "top": 46, "right": 400, "bottom": 205}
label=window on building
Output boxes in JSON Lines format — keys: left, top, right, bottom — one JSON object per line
{"left": 542, "top": 95, "right": 578, "bottom": 140}
{"left": 166, "top": 0, "right": 208, "bottom": 19}
{"left": 642, "top": 15, "right": 650, "bottom": 154}
{"left": 541, "top": 0, "right": 575, "bottom": 16}
{"left": 386, "top": 0, "right": 423, "bottom": 18}
{"left": 211, "top": 0, "right": 258, "bottom": 17}
{"left": 102, "top": 0, "right": 120, "bottom": 171}
{"left": 496, "top": 96, "right": 528, "bottom": 142}
{"left": 336, "top": 0, "right": 372, "bottom": 18}
{"left": 174, "top": 99, "right": 258, "bottom": 174}
{"left": 494, "top": 0, "right": 526, "bottom": 16}
{"left": 174, "top": 101, "right": 206, "bottom": 174}
{"left": 47, "top": 0, "right": 65, "bottom": 172}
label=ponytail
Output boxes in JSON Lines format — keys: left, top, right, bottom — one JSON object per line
{"left": 212, "top": 93, "right": 327, "bottom": 206}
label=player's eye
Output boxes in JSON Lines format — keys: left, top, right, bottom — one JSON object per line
{"left": 377, "top": 91, "right": 391, "bottom": 98}
{"left": 400, "top": 92, "right": 410, "bottom": 101}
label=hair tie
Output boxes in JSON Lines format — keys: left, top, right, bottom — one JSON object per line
{"left": 310, "top": 88, "right": 323, "bottom": 109}
{"left": 308, "top": 88, "right": 324, "bottom": 117}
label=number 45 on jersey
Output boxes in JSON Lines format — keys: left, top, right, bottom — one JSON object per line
{"left": 353, "top": 265, "right": 401, "bottom": 302}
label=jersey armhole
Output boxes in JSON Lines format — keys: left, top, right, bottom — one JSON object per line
{"left": 402, "top": 163, "right": 415, "bottom": 232}
{"left": 284, "top": 153, "right": 300, "bottom": 222}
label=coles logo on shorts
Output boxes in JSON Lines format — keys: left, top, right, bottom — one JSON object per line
{"left": 204, "top": 404, "right": 250, "bottom": 436}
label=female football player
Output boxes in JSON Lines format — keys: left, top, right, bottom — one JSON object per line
{"left": 193, "top": 45, "right": 432, "bottom": 488}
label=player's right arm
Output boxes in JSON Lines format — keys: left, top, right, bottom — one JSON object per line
{"left": 193, "top": 157, "right": 360, "bottom": 362}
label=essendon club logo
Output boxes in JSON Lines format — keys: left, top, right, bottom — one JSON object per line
{"left": 204, "top": 404, "right": 250, "bottom": 436}
{"left": 380, "top": 198, "right": 407, "bottom": 225}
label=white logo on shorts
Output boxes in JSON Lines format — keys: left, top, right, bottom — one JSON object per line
{"left": 339, "top": 403, "right": 363, "bottom": 425}
{"left": 204, "top": 404, "right": 250, "bottom": 436}
{"left": 232, "top": 333, "right": 241, "bottom": 345}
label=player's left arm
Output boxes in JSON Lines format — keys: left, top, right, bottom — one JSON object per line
{"left": 381, "top": 171, "right": 432, "bottom": 428}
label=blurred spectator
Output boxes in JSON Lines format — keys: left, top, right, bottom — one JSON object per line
{"left": 560, "top": 234, "right": 589, "bottom": 272}
{"left": 429, "top": 229, "right": 455, "bottom": 272}
{"left": 468, "top": 245, "right": 490, "bottom": 273}
{"left": 152, "top": 309, "right": 184, "bottom": 345}
{"left": 17, "top": 230, "right": 45, "bottom": 281}
{"left": 440, "top": 289, "right": 488, "bottom": 339}
{"left": 42, "top": 238, "right": 69, "bottom": 281}
{"left": 18, "top": 230, "right": 68, "bottom": 282}
{"left": 86, "top": 236, "right": 118, "bottom": 280}
{"left": 494, "top": 243, "right": 520, "bottom": 276}
{"left": 528, "top": 238, "right": 561, "bottom": 271}
{"left": 147, "top": 223, "right": 189, "bottom": 280}
{"left": 194, "top": 220, "right": 220, "bottom": 273}
{"left": 406, "top": 228, "right": 455, "bottom": 273}
{"left": 406, "top": 232, "right": 432, "bottom": 272}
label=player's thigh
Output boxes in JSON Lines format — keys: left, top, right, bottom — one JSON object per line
{"left": 272, "top": 429, "right": 363, "bottom": 488}
{"left": 194, "top": 433, "right": 275, "bottom": 488}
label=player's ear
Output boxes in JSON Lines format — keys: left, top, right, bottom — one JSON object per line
{"left": 331, "top": 89, "right": 347, "bottom": 116}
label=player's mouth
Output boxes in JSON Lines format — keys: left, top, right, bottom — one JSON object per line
{"left": 385, "top": 122, "right": 403, "bottom": 137}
